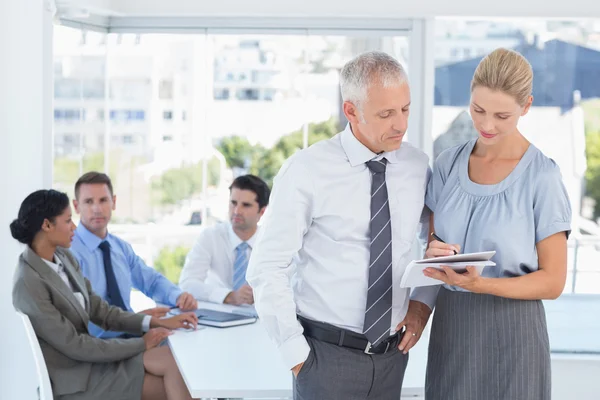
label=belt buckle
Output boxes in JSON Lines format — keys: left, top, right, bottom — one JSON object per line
{"left": 364, "top": 340, "right": 391, "bottom": 355}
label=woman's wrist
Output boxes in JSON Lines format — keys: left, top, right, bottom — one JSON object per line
{"left": 471, "top": 276, "right": 490, "bottom": 294}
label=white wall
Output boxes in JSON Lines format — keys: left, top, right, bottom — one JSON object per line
{"left": 0, "top": 0, "right": 54, "bottom": 399}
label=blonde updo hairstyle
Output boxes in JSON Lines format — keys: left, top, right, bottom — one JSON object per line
{"left": 471, "top": 48, "right": 533, "bottom": 107}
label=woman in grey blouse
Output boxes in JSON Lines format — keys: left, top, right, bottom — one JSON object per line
{"left": 412, "top": 48, "right": 571, "bottom": 400}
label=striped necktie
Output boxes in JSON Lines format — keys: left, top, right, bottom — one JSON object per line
{"left": 363, "top": 158, "right": 393, "bottom": 346}
{"left": 233, "top": 242, "right": 250, "bottom": 291}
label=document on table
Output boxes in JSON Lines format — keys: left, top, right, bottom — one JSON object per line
{"left": 169, "top": 301, "right": 258, "bottom": 318}
{"left": 400, "top": 251, "right": 496, "bottom": 288}
{"left": 195, "top": 301, "right": 258, "bottom": 318}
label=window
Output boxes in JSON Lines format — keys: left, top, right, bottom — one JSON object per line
{"left": 214, "top": 88, "right": 230, "bottom": 100}
{"left": 53, "top": 29, "right": 412, "bottom": 290}
{"left": 109, "top": 109, "right": 145, "bottom": 122}
{"left": 263, "top": 88, "right": 277, "bottom": 101}
{"left": 54, "top": 79, "right": 81, "bottom": 99}
{"left": 54, "top": 60, "right": 63, "bottom": 76}
{"left": 159, "top": 80, "right": 174, "bottom": 99}
{"left": 236, "top": 88, "right": 260, "bottom": 101}
{"left": 82, "top": 79, "right": 105, "bottom": 99}
{"left": 110, "top": 79, "right": 152, "bottom": 101}
{"left": 54, "top": 109, "right": 85, "bottom": 121}
{"left": 52, "top": 26, "right": 107, "bottom": 197}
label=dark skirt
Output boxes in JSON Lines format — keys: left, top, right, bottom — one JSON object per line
{"left": 58, "top": 353, "right": 145, "bottom": 400}
{"left": 425, "top": 287, "right": 551, "bottom": 400}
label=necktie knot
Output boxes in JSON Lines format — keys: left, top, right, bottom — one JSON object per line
{"left": 366, "top": 158, "right": 387, "bottom": 174}
{"left": 99, "top": 241, "right": 110, "bottom": 252}
{"left": 236, "top": 242, "right": 249, "bottom": 253}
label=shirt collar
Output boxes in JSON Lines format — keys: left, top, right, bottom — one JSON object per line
{"left": 227, "top": 222, "right": 259, "bottom": 252}
{"left": 42, "top": 255, "right": 63, "bottom": 274}
{"left": 340, "top": 123, "right": 400, "bottom": 167}
{"left": 75, "top": 223, "right": 106, "bottom": 251}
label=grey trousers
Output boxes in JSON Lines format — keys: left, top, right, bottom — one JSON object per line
{"left": 293, "top": 336, "right": 409, "bottom": 400}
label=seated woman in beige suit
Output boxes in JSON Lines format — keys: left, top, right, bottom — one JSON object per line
{"left": 11, "top": 189, "right": 199, "bottom": 400}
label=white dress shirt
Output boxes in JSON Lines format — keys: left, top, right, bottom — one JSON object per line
{"left": 43, "top": 256, "right": 86, "bottom": 310}
{"left": 179, "top": 222, "right": 259, "bottom": 303}
{"left": 247, "top": 125, "right": 430, "bottom": 369}
{"left": 43, "top": 254, "right": 151, "bottom": 332}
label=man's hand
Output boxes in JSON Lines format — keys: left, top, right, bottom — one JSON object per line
{"left": 291, "top": 362, "right": 304, "bottom": 378}
{"left": 176, "top": 292, "right": 198, "bottom": 311}
{"left": 153, "top": 312, "right": 199, "bottom": 331}
{"left": 395, "top": 300, "right": 432, "bottom": 354}
{"left": 224, "top": 284, "right": 254, "bottom": 305}
{"left": 140, "top": 306, "right": 171, "bottom": 318}
{"left": 143, "top": 328, "right": 172, "bottom": 350}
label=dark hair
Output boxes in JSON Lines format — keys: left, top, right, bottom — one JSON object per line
{"left": 74, "top": 171, "right": 114, "bottom": 199}
{"left": 10, "top": 189, "right": 70, "bottom": 246}
{"left": 229, "top": 175, "right": 271, "bottom": 209}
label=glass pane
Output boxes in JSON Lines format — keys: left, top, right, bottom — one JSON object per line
{"left": 53, "top": 25, "right": 107, "bottom": 198}
{"left": 305, "top": 35, "right": 410, "bottom": 143}
{"left": 210, "top": 33, "right": 322, "bottom": 196}
{"left": 53, "top": 29, "right": 412, "bottom": 306}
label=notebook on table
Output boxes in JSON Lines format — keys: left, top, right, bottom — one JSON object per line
{"left": 193, "top": 308, "right": 257, "bottom": 328}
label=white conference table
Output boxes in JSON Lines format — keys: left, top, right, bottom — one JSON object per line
{"left": 168, "top": 321, "right": 428, "bottom": 399}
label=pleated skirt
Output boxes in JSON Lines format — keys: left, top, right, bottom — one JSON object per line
{"left": 425, "top": 287, "right": 551, "bottom": 400}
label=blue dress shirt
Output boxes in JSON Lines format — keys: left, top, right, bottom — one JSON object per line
{"left": 70, "top": 224, "right": 183, "bottom": 338}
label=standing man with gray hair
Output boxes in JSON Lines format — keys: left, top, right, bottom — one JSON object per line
{"left": 247, "top": 51, "right": 432, "bottom": 399}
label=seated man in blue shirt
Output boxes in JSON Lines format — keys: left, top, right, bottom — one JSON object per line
{"left": 70, "top": 171, "right": 198, "bottom": 338}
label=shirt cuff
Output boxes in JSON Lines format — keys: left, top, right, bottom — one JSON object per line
{"left": 211, "top": 287, "right": 234, "bottom": 304}
{"left": 536, "top": 222, "right": 571, "bottom": 243}
{"left": 168, "top": 289, "right": 184, "bottom": 306}
{"left": 279, "top": 334, "right": 311, "bottom": 371}
{"left": 410, "top": 286, "right": 441, "bottom": 311}
{"left": 141, "top": 315, "right": 152, "bottom": 332}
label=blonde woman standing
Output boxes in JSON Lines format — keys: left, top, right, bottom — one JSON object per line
{"left": 412, "top": 48, "right": 571, "bottom": 399}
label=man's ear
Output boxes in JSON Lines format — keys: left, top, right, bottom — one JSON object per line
{"left": 258, "top": 206, "right": 267, "bottom": 218}
{"left": 343, "top": 101, "right": 362, "bottom": 125}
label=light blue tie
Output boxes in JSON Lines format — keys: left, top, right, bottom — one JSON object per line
{"left": 233, "top": 242, "right": 250, "bottom": 291}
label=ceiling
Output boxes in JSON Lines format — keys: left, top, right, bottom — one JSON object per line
{"left": 53, "top": 0, "right": 600, "bottom": 32}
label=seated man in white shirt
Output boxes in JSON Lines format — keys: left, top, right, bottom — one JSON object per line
{"left": 179, "top": 174, "right": 270, "bottom": 305}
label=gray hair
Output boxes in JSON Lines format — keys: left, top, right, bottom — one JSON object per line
{"left": 340, "top": 51, "right": 407, "bottom": 112}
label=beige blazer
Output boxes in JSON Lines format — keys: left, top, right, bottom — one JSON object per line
{"left": 12, "top": 246, "right": 147, "bottom": 397}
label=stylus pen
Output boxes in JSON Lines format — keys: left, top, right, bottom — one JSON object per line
{"left": 431, "top": 232, "right": 457, "bottom": 255}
